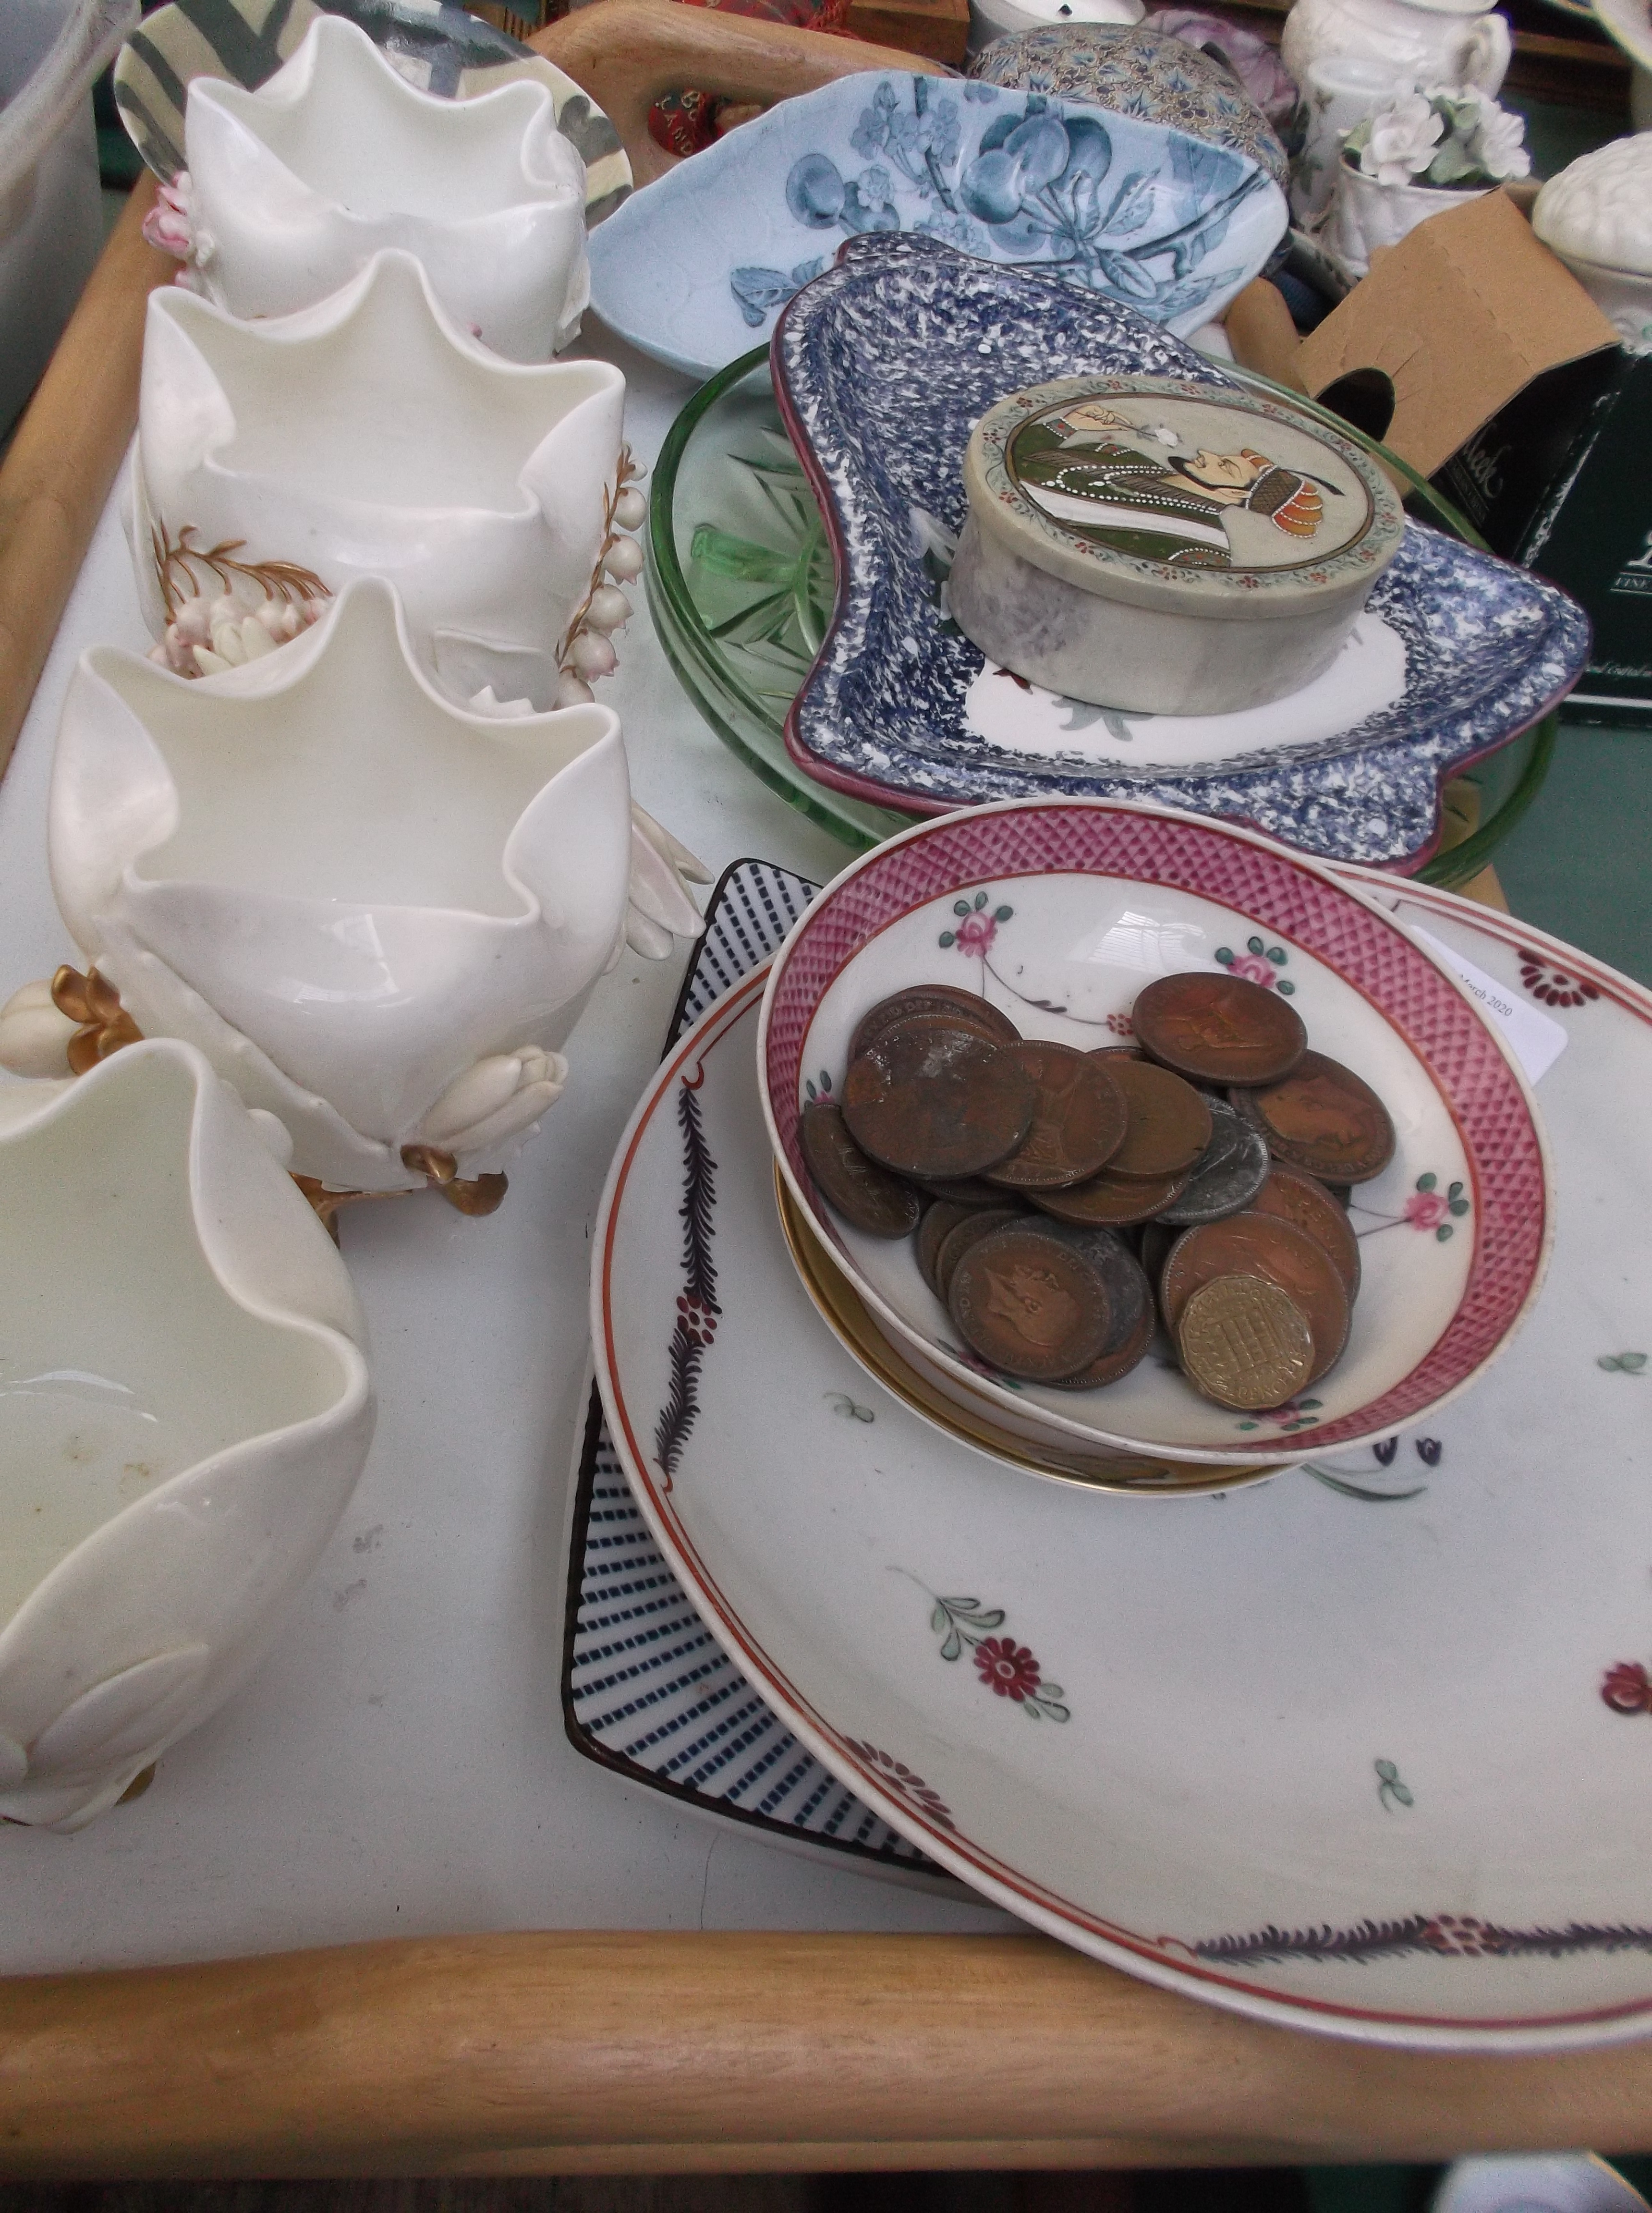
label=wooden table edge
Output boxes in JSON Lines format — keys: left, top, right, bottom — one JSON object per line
{"left": 2, "top": 1933, "right": 1652, "bottom": 2177}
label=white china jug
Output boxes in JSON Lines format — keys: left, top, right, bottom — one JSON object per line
{"left": 1282, "top": 0, "right": 1510, "bottom": 108}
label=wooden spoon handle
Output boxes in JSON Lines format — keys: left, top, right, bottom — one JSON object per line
{"left": 533, "top": 0, "right": 948, "bottom": 184}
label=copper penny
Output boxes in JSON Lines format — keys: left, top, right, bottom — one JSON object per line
{"left": 1031, "top": 1162, "right": 1191, "bottom": 1228}
{"left": 1251, "top": 1164, "right": 1361, "bottom": 1303}
{"left": 947, "top": 1223, "right": 1111, "bottom": 1383}
{"left": 1037, "top": 1226, "right": 1154, "bottom": 1390}
{"left": 1177, "top": 1275, "right": 1315, "bottom": 1411}
{"left": 1106, "top": 1059, "right": 1213, "bottom": 1179}
{"left": 917, "top": 1199, "right": 978, "bottom": 1295}
{"left": 1133, "top": 971, "right": 1306, "bottom": 1087}
{"left": 851, "top": 985, "right": 1019, "bottom": 1061}
{"left": 1161, "top": 1210, "right": 1350, "bottom": 1382}
{"left": 1229, "top": 1050, "right": 1396, "bottom": 1183}
{"left": 842, "top": 1017, "right": 1036, "bottom": 1179}
{"left": 984, "top": 1042, "right": 1127, "bottom": 1191}
{"left": 934, "top": 1205, "right": 1026, "bottom": 1301}
{"left": 801, "top": 1103, "right": 923, "bottom": 1240}
{"left": 1138, "top": 1218, "right": 1177, "bottom": 1295}
{"left": 915, "top": 1173, "right": 1011, "bottom": 1205}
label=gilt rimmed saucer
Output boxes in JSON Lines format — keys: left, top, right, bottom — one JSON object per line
{"left": 591, "top": 888, "right": 1652, "bottom": 2048}
{"left": 771, "top": 234, "right": 1590, "bottom": 870}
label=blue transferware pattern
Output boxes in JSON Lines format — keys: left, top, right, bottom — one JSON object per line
{"left": 772, "top": 235, "right": 1590, "bottom": 871}
{"left": 585, "top": 72, "right": 1286, "bottom": 379}
{"left": 968, "top": 22, "right": 1288, "bottom": 187}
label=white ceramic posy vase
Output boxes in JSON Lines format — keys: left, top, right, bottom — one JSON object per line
{"left": 49, "top": 577, "right": 634, "bottom": 1192}
{"left": 1326, "top": 156, "right": 1489, "bottom": 278}
{"left": 1281, "top": 0, "right": 1510, "bottom": 106}
{"left": 0, "top": 1039, "right": 372, "bottom": 1830}
{"left": 131, "top": 248, "right": 625, "bottom": 713}
{"left": 183, "top": 14, "right": 590, "bottom": 360}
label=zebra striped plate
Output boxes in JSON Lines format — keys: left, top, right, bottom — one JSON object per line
{"left": 562, "top": 859, "right": 952, "bottom": 1884}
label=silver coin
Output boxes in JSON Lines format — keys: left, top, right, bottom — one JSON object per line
{"left": 1158, "top": 1096, "right": 1271, "bottom": 1226}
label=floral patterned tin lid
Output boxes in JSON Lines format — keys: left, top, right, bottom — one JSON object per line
{"left": 962, "top": 373, "right": 1406, "bottom": 616}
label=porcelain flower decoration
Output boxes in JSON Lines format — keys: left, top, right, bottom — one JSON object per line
{"left": 130, "top": 249, "right": 626, "bottom": 713}
{"left": 1353, "top": 91, "right": 1445, "bottom": 186}
{"left": 1347, "top": 85, "right": 1529, "bottom": 189}
{"left": 176, "top": 13, "right": 589, "bottom": 359}
{"left": 0, "top": 1040, "right": 372, "bottom": 1829}
{"left": 48, "top": 577, "right": 636, "bottom": 1193}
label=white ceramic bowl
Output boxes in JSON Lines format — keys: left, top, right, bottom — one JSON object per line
{"left": 48, "top": 577, "right": 632, "bottom": 1192}
{"left": 758, "top": 800, "right": 1552, "bottom": 1473}
{"left": 0, "top": 1038, "right": 372, "bottom": 1828}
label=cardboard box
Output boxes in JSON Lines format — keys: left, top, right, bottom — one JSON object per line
{"left": 1454, "top": 351, "right": 1652, "bottom": 728}
{"left": 1289, "top": 189, "right": 1652, "bottom": 725}
{"left": 1293, "top": 187, "right": 1617, "bottom": 480}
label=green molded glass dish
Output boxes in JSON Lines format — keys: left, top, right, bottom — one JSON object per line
{"left": 646, "top": 345, "right": 1556, "bottom": 883}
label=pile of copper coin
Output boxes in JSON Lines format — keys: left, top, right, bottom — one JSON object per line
{"left": 799, "top": 973, "right": 1396, "bottom": 1413}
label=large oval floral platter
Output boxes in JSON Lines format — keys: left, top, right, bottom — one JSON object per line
{"left": 592, "top": 869, "right": 1652, "bottom": 2048}
{"left": 586, "top": 71, "right": 1287, "bottom": 377}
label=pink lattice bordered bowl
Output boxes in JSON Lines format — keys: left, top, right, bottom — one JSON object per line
{"left": 757, "top": 800, "right": 1553, "bottom": 1474}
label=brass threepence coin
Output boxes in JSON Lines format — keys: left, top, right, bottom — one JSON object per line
{"left": 842, "top": 1016, "right": 1036, "bottom": 1180}
{"left": 1177, "top": 1275, "right": 1315, "bottom": 1411}
{"left": 1251, "top": 1163, "right": 1361, "bottom": 1302}
{"left": 1229, "top": 1049, "right": 1396, "bottom": 1183}
{"left": 801, "top": 1102, "right": 923, "bottom": 1240}
{"left": 1133, "top": 971, "right": 1307, "bottom": 1088}
{"left": 1105, "top": 1059, "right": 1214, "bottom": 1179}
{"left": 934, "top": 1205, "right": 1027, "bottom": 1301}
{"left": 1158, "top": 1095, "right": 1271, "bottom": 1226}
{"left": 850, "top": 985, "right": 1020, "bottom": 1061}
{"left": 947, "top": 1222, "right": 1112, "bottom": 1383}
{"left": 1161, "top": 1211, "right": 1350, "bottom": 1382}
{"left": 984, "top": 1041, "right": 1128, "bottom": 1191}
{"left": 1031, "top": 1161, "right": 1192, "bottom": 1228}
{"left": 1036, "top": 1225, "right": 1155, "bottom": 1390}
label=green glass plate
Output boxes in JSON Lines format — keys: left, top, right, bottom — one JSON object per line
{"left": 646, "top": 345, "right": 1556, "bottom": 882}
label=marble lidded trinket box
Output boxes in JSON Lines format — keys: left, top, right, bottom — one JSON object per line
{"left": 175, "top": 14, "right": 592, "bottom": 360}
{"left": 130, "top": 248, "right": 626, "bottom": 714}
{"left": 948, "top": 373, "right": 1406, "bottom": 714}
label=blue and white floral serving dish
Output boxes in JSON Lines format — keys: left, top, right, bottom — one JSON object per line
{"left": 770, "top": 235, "right": 1590, "bottom": 872}
{"left": 585, "top": 71, "right": 1287, "bottom": 380}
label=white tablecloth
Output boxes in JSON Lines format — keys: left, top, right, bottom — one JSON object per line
{"left": 0, "top": 325, "right": 1014, "bottom": 1971}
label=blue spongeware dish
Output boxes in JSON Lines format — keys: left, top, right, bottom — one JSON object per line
{"left": 585, "top": 70, "right": 1288, "bottom": 380}
{"left": 768, "top": 234, "right": 1590, "bottom": 872}
{"left": 968, "top": 21, "right": 1288, "bottom": 188}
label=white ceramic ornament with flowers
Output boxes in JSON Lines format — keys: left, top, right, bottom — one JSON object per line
{"left": 129, "top": 248, "right": 641, "bottom": 716}
{"left": 154, "top": 13, "right": 590, "bottom": 361}
{"left": 39, "top": 577, "right": 649, "bottom": 1198}
{"left": 1326, "top": 83, "right": 1529, "bottom": 279}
